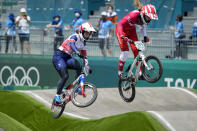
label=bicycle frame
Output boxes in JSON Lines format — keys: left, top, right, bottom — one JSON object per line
{"left": 127, "top": 41, "right": 153, "bottom": 81}
{"left": 63, "top": 67, "right": 88, "bottom": 102}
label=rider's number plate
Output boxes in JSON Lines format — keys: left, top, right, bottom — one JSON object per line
{"left": 134, "top": 41, "right": 145, "bottom": 51}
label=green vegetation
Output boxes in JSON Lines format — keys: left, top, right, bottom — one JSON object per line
{"left": 0, "top": 85, "right": 3, "bottom": 90}
{"left": 0, "top": 112, "right": 31, "bottom": 131}
{"left": 0, "top": 91, "right": 167, "bottom": 131}
{"left": 0, "top": 85, "right": 55, "bottom": 90}
{"left": 188, "top": 88, "right": 197, "bottom": 94}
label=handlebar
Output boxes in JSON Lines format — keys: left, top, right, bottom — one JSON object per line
{"left": 121, "top": 36, "right": 146, "bottom": 51}
{"left": 121, "top": 36, "right": 134, "bottom": 44}
{"left": 73, "top": 52, "right": 85, "bottom": 59}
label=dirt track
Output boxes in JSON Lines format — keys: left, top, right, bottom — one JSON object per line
{"left": 21, "top": 87, "right": 197, "bottom": 131}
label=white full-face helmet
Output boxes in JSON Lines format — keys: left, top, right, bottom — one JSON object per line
{"left": 79, "top": 22, "right": 96, "bottom": 41}
{"left": 140, "top": 4, "right": 158, "bottom": 25}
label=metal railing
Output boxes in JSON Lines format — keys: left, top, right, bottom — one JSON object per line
{"left": 0, "top": 27, "right": 197, "bottom": 60}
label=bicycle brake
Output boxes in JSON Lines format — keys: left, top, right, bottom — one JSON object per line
{"left": 127, "top": 76, "right": 137, "bottom": 85}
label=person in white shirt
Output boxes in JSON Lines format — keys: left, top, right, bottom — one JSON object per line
{"left": 16, "top": 8, "right": 31, "bottom": 54}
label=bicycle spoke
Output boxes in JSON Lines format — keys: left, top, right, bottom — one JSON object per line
{"left": 145, "top": 60, "right": 159, "bottom": 78}
{"left": 121, "top": 81, "right": 132, "bottom": 98}
{"left": 72, "top": 85, "right": 95, "bottom": 106}
{"left": 142, "top": 56, "right": 163, "bottom": 83}
{"left": 118, "top": 79, "right": 136, "bottom": 103}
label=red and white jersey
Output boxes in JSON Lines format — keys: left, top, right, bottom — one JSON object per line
{"left": 117, "top": 10, "right": 147, "bottom": 37}
{"left": 58, "top": 33, "right": 87, "bottom": 56}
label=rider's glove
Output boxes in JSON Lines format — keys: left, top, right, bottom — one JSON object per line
{"left": 88, "top": 65, "right": 93, "bottom": 74}
{"left": 85, "top": 65, "right": 92, "bottom": 74}
{"left": 121, "top": 35, "right": 129, "bottom": 42}
{"left": 76, "top": 52, "right": 84, "bottom": 59}
{"left": 144, "top": 36, "right": 150, "bottom": 43}
{"left": 88, "top": 67, "right": 92, "bottom": 74}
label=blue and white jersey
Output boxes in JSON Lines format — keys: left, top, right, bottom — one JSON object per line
{"left": 72, "top": 17, "right": 84, "bottom": 32}
{"left": 6, "top": 19, "right": 16, "bottom": 36}
{"left": 98, "top": 20, "right": 114, "bottom": 38}
{"left": 59, "top": 33, "right": 86, "bottom": 55}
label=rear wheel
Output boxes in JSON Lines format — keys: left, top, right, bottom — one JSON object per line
{"left": 142, "top": 55, "right": 163, "bottom": 83}
{"left": 71, "top": 82, "right": 97, "bottom": 107}
{"left": 118, "top": 79, "right": 136, "bottom": 102}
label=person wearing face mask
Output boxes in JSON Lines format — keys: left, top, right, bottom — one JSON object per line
{"left": 52, "top": 22, "right": 96, "bottom": 103}
{"left": 116, "top": 0, "right": 158, "bottom": 80}
{"left": 106, "top": 5, "right": 118, "bottom": 25}
{"left": 5, "top": 13, "right": 17, "bottom": 53}
{"left": 97, "top": 11, "right": 114, "bottom": 57}
{"left": 174, "top": 15, "right": 185, "bottom": 59}
{"left": 46, "top": 14, "right": 64, "bottom": 51}
{"left": 72, "top": 9, "right": 84, "bottom": 33}
{"left": 16, "top": 8, "right": 31, "bottom": 54}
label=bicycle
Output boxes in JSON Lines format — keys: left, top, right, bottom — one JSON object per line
{"left": 118, "top": 39, "right": 163, "bottom": 103}
{"left": 51, "top": 59, "right": 98, "bottom": 119}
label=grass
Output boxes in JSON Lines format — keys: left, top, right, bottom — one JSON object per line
{"left": 0, "top": 91, "right": 167, "bottom": 131}
{"left": 189, "top": 88, "right": 197, "bottom": 94}
{"left": 0, "top": 112, "right": 32, "bottom": 131}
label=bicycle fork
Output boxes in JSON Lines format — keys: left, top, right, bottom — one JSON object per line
{"left": 139, "top": 52, "right": 153, "bottom": 71}
{"left": 79, "top": 74, "right": 86, "bottom": 97}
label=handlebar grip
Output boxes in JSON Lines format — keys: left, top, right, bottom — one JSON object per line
{"left": 121, "top": 36, "right": 133, "bottom": 43}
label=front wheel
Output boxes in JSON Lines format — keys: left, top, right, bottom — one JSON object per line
{"left": 51, "top": 99, "right": 66, "bottom": 119}
{"left": 142, "top": 55, "right": 163, "bottom": 83}
{"left": 71, "top": 82, "right": 97, "bottom": 108}
{"left": 118, "top": 79, "right": 136, "bottom": 102}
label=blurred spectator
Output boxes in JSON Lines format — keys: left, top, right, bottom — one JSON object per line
{"left": 0, "top": 22, "right": 2, "bottom": 35}
{"left": 97, "top": 12, "right": 114, "bottom": 57}
{"left": 189, "top": 21, "right": 197, "bottom": 40}
{"left": 5, "top": 13, "right": 17, "bottom": 53}
{"left": 106, "top": 5, "right": 118, "bottom": 25}
{"left": 72, "top": 9, "right": 84, "bottom": 33}
{"left": 46, "top": 14, "right": 64, "bottom": 51}
{"left": 16, "top": 8, "right": 31, "bottom": 54}
{"left": 174, "top": 15, "right": 185, "bottom": 59}
{"left": 0, "top": 21, "right": 2, "bottom": 52}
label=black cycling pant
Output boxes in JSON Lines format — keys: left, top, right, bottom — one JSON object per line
{"left": 55, "top": 58, "right": 82, "bottom": 95}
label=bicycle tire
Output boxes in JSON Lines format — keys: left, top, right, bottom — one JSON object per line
{"left": 142, "top": 55, "right": 163, "bottom": 83}
{"left": 51, "top": 99, "right": 66, "bottom": 119}
{"left": 118, "top": 79, "right": 136, "bottom": 102}
{"left": 71, "top": 82, "right": 97, "bottom": 108}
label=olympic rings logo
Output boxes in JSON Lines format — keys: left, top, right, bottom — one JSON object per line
{"left": 0, "top": 66, "right": 40, "bottom": 86}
